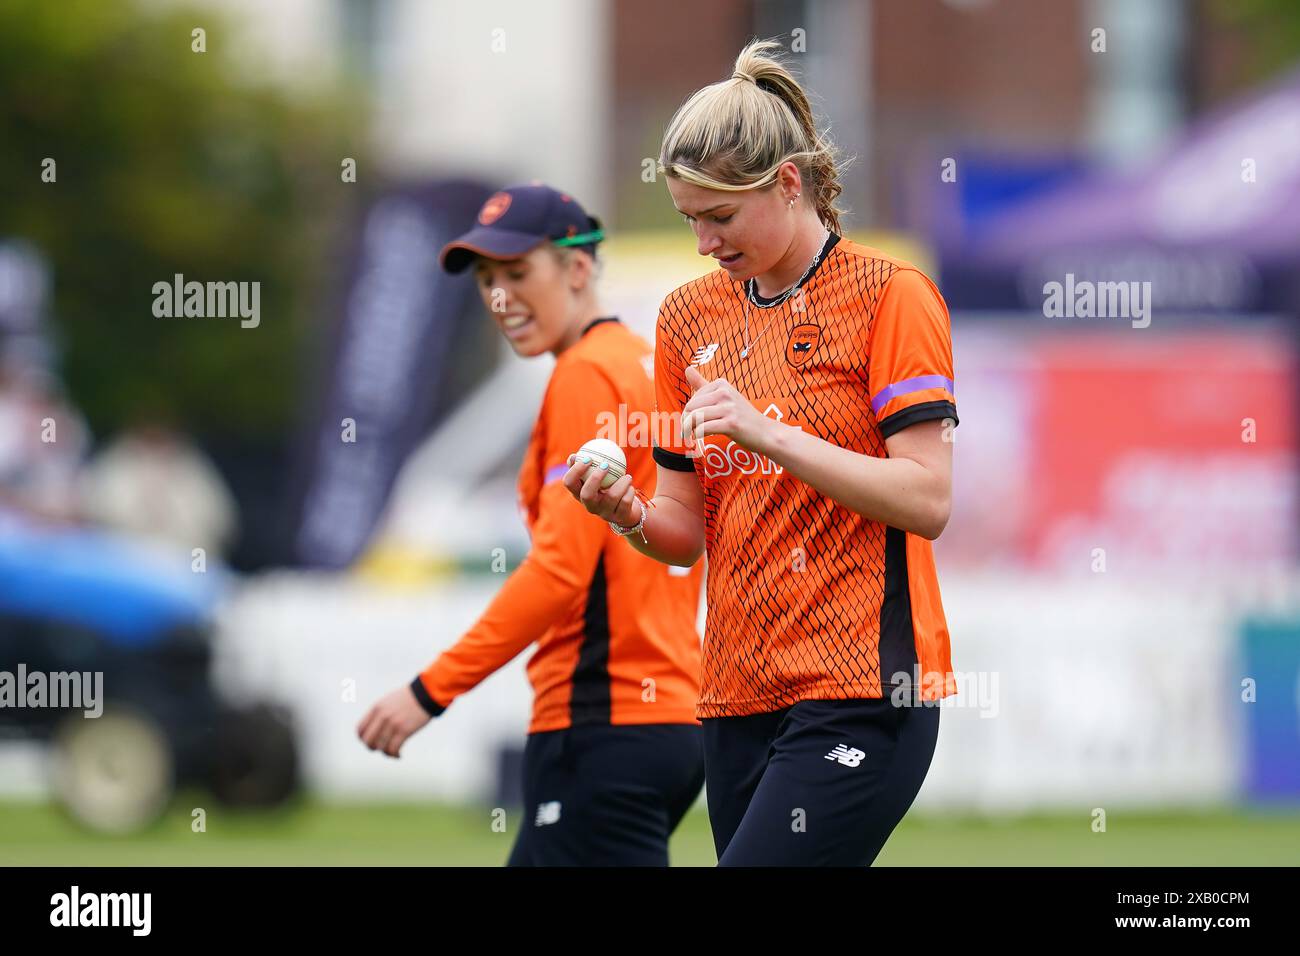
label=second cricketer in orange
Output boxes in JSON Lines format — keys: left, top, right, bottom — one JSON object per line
{"left": 358, "top": 183, "right": 705, "bottom": 866}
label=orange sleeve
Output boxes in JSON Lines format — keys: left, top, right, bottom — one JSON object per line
{"left": 867, "top": 268, "right": 958, "bottom": 439}
{"left": 412, "top": 359, "right": 621, "bottom": 715}
{"left": 650, "top": 295, "right": 696, "bottom": 472}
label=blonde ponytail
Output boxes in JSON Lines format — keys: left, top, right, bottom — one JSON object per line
{"left": 658, "top": 38, "right": 846, "bottom": 234}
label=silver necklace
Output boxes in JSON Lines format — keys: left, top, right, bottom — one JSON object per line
{"left": 741, "top": 228, "right": 829, "bottom": 358}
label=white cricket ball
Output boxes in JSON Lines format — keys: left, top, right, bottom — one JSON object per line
{"left": 577, "top": 438, "right": 627, "bottom": 489}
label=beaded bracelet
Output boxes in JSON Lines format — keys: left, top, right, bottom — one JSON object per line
{"left": 608, "top": 491, "right": 655, "bottom": 544}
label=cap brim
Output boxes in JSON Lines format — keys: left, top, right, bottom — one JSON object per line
{"left": 439, "top": 228, "right": 545, "bottom": 274}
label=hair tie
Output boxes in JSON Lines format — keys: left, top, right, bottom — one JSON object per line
{"left": 735, "top": 72, "right": 777, "bottom": 95}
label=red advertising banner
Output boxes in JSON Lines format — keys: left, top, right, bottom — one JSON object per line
{"left": 940, "top": 326, "right": 1297, "bottom": 576}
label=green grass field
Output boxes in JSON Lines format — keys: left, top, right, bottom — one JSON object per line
{"left": 2, "top": 798, "right": 1298, "bottom": 865}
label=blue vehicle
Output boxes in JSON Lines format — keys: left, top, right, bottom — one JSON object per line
{"left": 0, "top": 519, "right": 299, "bottom": 832}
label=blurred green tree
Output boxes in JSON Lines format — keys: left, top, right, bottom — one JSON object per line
{"left": 0, "top": 0, "right": 363, "bottom": 439}
{"left": 1213, "top": 0, "right": 1300, "bottom": 82}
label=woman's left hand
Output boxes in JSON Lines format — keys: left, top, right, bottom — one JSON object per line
{"left": 681, "top": 364, "right": 776, "bottom": 454}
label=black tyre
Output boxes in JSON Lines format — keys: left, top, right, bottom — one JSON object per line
{"left": 210, "top": 703, "right": 299, "bottom": 808}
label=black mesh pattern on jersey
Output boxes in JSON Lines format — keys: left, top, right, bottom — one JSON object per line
{"left": 657, "top": 246, "right": 914, "bottom": 717}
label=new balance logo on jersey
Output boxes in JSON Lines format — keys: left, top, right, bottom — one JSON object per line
{"left": 534, "top": 801, "right": 561, "bottom": 826}
{"left": 825, "top": 744, "right": 866, "bottom": 767}
{"left": 692, "top": 342, "right": 720, "bottom": 366}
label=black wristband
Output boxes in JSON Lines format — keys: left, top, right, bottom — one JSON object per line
{"left": 409, "top": 677, "right": 446, "bottom": 717}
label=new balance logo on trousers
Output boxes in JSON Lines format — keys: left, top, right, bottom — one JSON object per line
{"left": 825, "top": 744, "right": 866, "bottom": 767}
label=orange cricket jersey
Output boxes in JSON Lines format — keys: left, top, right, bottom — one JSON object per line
{"left": 418, "top": 317, "right": 705, "bottom": 733}
{"left": 651, "top": 235, "right": 959, "bottom": 719}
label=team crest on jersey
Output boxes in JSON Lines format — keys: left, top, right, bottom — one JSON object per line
{"left": 785, "top": 323, "right": 821, "bottom": 367}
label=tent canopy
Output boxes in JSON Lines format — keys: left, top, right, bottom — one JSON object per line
{"left": 940, "top": 66, "right": 1300, "bottom": 313}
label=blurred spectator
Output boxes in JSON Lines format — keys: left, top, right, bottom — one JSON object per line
{"left": 0, "top": 359, "right": 89, "bottom": 524}
{"left": 79, "top": 420, "right": 238, "bottom": 558}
